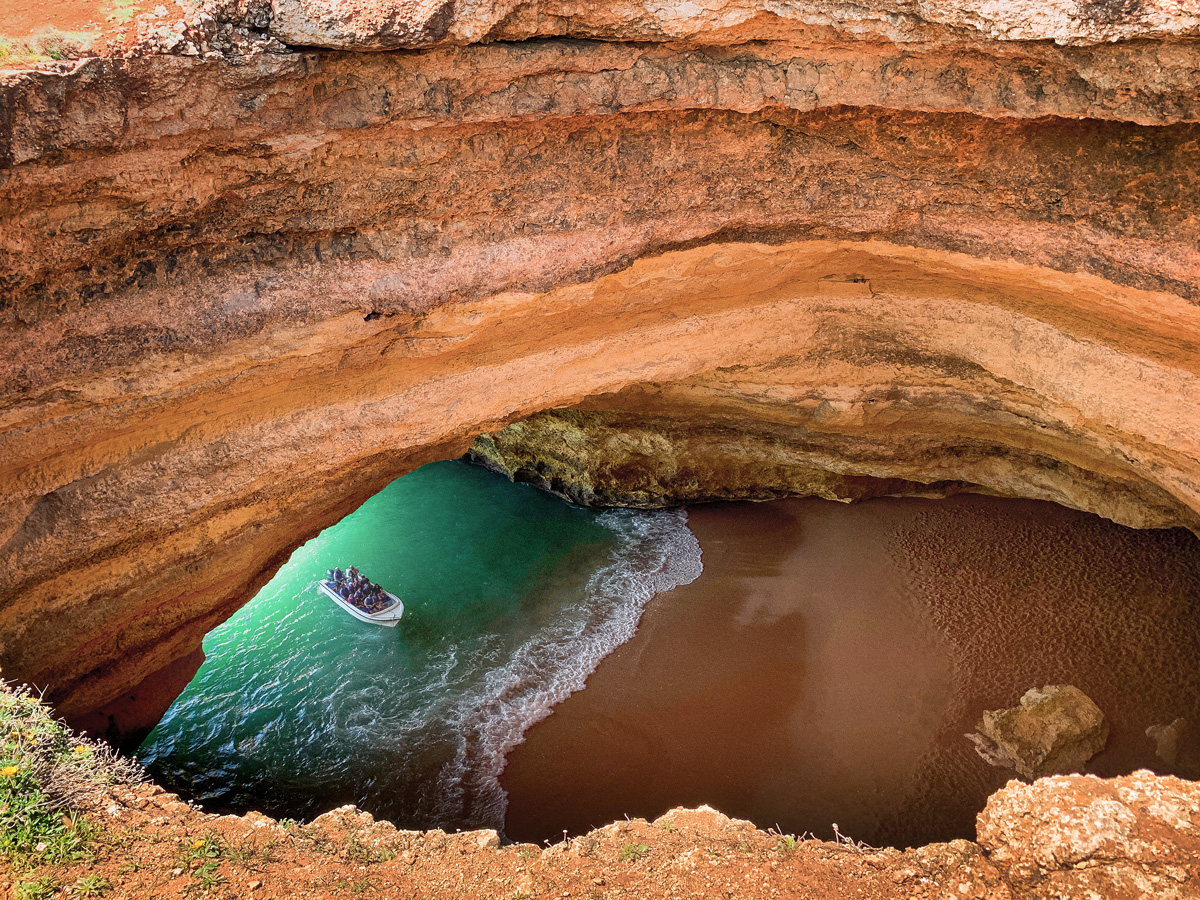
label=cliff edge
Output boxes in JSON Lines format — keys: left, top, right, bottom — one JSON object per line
{"left": 4, "top": 677, "right": 1200, "bottom": 899}
{"left": 1, "top": 3, "right": 1199, "bottom": 868}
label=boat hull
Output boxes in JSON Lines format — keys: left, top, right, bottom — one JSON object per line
{"left": 318, "top": 581, "right": 404, "bottom": 626}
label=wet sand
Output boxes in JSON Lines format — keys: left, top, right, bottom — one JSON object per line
{"left": 500, "top": 495, "right": 1200, "bottom": 848}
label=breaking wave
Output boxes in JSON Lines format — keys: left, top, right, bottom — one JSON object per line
{"left": 437, "top": 508, "right": 702, "bottom": 828}
{"left": 137, "top": 461, "right": 701, "bottom": 834}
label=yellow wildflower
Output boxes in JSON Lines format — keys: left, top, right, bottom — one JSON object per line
{"left": 192, "top": 840, "right": 205, "bottom": 850}
{"left": 72, "top": 745, "right": 88, "bottom": 755}
{"left": 0, "top": 765, "right": 18, "bottom": 777}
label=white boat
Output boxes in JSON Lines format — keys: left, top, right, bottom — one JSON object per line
{"left": 318, "top": 579, "right": 404, "bottom": 627}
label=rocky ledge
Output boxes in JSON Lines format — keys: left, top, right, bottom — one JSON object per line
{"left": 6, "top": 669, "right": 1198, "bottom": 898}
{"left": 9, "top": 765, "right": 1200, "bottom": 900}
{"left": 1, "top": 7, "right": 1200, "bottom": 883}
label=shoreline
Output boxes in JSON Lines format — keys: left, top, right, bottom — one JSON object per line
{"left": 500, "top": 494, "right": 1200, "bottom": 847}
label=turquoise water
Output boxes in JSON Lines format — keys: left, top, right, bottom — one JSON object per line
{"left": 137, "top": 460, "right": 701, "bottom": 830}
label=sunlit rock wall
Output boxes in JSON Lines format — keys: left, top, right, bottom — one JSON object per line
{"left": 1, "top": 0, "right": 1199, "bottom": 737}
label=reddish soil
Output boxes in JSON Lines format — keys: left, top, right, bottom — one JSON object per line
{"left": 7, "top": 771, "right": 1199, "bottom": 900}
{"left": 0, "top": 781, "right": 1008, "bottom": 900}
{"left": 0, "top": 0, "right": 193, "bottom": 65}
{"left": 0, "top": 0, "right": 126, "bottom": 59}
{"left": 0, "top": 0, "right": 115, "bottom": 37}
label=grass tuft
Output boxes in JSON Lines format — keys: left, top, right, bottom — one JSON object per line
{"left": 73, "top": 873, "right": 111, "bottom": 897}
{"left": 0, "top": 679, "right": 143, "bottom": 874}
{"left": 0, "top": 28, "right": 100, "bottom": 64}
{"left": 15, "top": 876, "right": 60, "bottom": 900}
{"left": 618, "top": 842, "right": 650, "bottom": 862}
{"left": 344, "top": 837, "right": 394, "bottom": 863}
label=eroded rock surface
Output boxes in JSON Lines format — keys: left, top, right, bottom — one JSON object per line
{"left": 977, "top": 769, "right": 1200, "bottom": 898}
{"left": 264, "top": 0, "right": 1200, "bottom": 49}
{"left": 1, "top": 1, "right": 1198, "bottom": 748}
{"left": 967, "top": 685, "right": 1109, "bottom": 780}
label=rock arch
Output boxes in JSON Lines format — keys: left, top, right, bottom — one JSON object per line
{"left": 2, "top": 5, "right": 1199, "bottom": 737}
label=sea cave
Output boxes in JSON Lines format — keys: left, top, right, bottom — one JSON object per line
{"left": 3, "top": 0, "right": 1200, "bottom": 896}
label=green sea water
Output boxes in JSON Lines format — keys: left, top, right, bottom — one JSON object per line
{"left": 137, "top": 460, "right": 701, "bottom": 830}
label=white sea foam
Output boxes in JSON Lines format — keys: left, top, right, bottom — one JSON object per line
{"left": 432, "top": 508, "right": 703, "bottom": 829}
{"left": 140, "top": 495, "right": 703, "bottom": 829}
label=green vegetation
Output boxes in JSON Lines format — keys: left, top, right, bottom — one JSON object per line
{"left": 0, "top": 680, "right": 141, "bottom": 876}
{"left": 775, "top": 833, "right": 797, "bottom": 852}
{"left": 0, "top": 761, "right": 92, "bottom": 870}
{"left": 0, "top": 28, "right": 99, "bottom": 64}
{"left": 223, "top": 837, "right": 277, "bottom": 869}
{"left": 106, "top": 0, "right": 139, "bottom": 24}
{"left": 618, "top": 842, "right": 650, "bottom": 862}
{"left": 344, "top": 837, "right": 394, "bottom": 864}
{"left": 73, "top": 873, "right": 111, "bottom": 897}
{"left": 1, "top": 703, "right": 93, "bottom": 870}
{"left": 182, "top": 834, "right": 223, "bottom": 863}
{"left": 190, "top": 858, "right": 225, "bottom": 893}
{"left": 15, "top": 877, "right": 60, "bottom": 900}
{"left": 224, "top": 843, "right": 255, "bottom": 865}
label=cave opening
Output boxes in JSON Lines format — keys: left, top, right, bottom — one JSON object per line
{"left": 133, "top": 455, "right": 1200, "bottom": 850}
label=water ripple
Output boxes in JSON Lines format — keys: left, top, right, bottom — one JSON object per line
{"left": 138, "top": 461, "right": 701, "bottom": 831}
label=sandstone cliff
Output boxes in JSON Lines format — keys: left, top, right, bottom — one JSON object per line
{"left": 1, "top": 0, "right": 1199, "bottom": 757}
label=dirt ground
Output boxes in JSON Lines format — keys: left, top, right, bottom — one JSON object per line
{"left": 0, "top": 0, "right": 114, "bottom": 37}
{"left": 0, "top": 0, "right": 193, "bottom": 64}
{"left": 9, "top": 754, "right": 1200, "bottom": 900}
{"left": 0, "top": 781, "right": 1011, "bottom": 900}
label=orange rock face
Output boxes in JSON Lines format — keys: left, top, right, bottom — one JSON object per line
{"left": 1, "top": 4, "right": 1198, "bottom": 757}
{"left": 976, "top": 770, "right": 1200, "bottom": 897}
{"left": 267, "top": 0, "right": 1200, "bottom": 49}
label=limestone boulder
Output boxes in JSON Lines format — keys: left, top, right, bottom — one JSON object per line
{"left": 1147, "top": 718, "right": 1189, "bottom": 767}
{"left": 967, "top": 684, "right": 1109, "bottom": 780}
{"left": 977, "top": 770, "right": 1200, "bottom": 898}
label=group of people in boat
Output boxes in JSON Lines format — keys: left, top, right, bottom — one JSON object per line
{"left": 325, "top": 566, "right": 393, "bottom": 614}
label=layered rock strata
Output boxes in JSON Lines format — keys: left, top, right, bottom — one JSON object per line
{"left": 1, "top": 2, "right": 1199, "bottom": 744}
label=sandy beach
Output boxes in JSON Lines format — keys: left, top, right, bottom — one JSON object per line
{"left": 501, "top": 494, "right": 1200, "bottom": 848}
